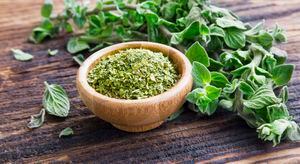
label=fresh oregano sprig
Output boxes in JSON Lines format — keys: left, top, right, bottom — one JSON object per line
{"left": 31, "top": 0, "right": 299, "bottom": 146}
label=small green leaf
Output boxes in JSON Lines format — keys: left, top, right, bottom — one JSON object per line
{"left": 220, "top": 52, "right": 243, "bottom": 68}
{"left": 210, "top": 72, "right": 229, "bottom": 88}
{"left": 267, "top": 103, "right": 290, "bottom": 122}
{"left": 185, "top": 42, "right": 210, "bottom": 67}
{"left": 209, "top": 25, "right": 225, "bottom": 37}
{"left": 59, "top": 127, "right": 74, "bottom": 138}
{"left": 192, "top": 61, "right": 211, "bottom": 87}
{"left": 41, "top": 0, "right": 53, "bottom": 18}
{"left": 223, "top": 79, "right": 240, "bottom": 94}
{"left": 73, "top": 54, "right": 85, "bottom": 65}
{"left": 272, "top": 64, "right": 295, "bottom": 86}
{"left": 271, "top": 47, "right": 287, "bottom": 65}
{"left": 279, "top": 86, "right": 289, "bottom": 103}
{"left": 48, "top": 49, "right": 58, "bottom": 56}
{"left": 43, "top": 81, "right": 70, "bottom": 117}
{"left": 186, "top": 87, "right": 219, "bottom": 116}
{"left": 205, "top": 85, "right": 221, "bottom": 100}
{"left": 247, "top": 30, "right": 274, "bottom": 49}
{"left": 27, "top": 108, "right": 46, "bottom": 129}
{"left": 255, "top": 67, "right": 272, "bottom": 78}
{"left": 208, "top": 58, "right": 224, "bottom": 71}
{"left": 167, "top": 107, "right": 184, "bottom": 121}
{"left": 219, "top": 99, "right": 233, "bottom": 111}
{"left": 170, "top": 21, "right": 201, "bottom": 45}
{"left": 244, "top": 21, "right": 264, "bottom": 36}
{"left": 216, "top": 17, "right": 246, "bottom": 30}
{"left": 160, "top": 2, "right": 179, "bottom": 20}
{"left": 67, "top": 38, "right": 90, "bottom": 54}
{"left": 224, "top": 28, "right": 246, "bottom": 49}
{"left": 272, "top": 25, "right": 287, "bottom": 43}
{"left": 11, "top": 49, "right": 34, "bottom": 61}
{"left": 239, "top": 81, "right": 254, "bottom": 96}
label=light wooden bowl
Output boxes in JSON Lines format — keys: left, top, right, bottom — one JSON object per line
{"left": 76, "top": 41, "right": 193, "bottom": 132}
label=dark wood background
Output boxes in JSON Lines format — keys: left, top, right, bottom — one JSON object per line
{"left": 1, "top": 0, "right": 300, "bottom": 163}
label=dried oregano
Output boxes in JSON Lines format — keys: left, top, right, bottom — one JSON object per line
{"left": 88, "top": 48, "right": 179, "bottom": 99}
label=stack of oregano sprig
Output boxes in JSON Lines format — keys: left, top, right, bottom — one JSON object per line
{"left": 31, "top": 0, "right": 300, "bottom": 145}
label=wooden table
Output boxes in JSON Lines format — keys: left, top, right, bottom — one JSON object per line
{"left": 1, "top": 0, "right": 300, "bottom": 163}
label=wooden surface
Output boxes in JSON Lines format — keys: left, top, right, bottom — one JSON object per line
{"left": 77, "top": 41, "right": 193, "bottom": 132}
{"left": 1, "top": 0, "right": 300, "bottom": 163}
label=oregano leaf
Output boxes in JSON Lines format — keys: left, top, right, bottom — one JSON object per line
{"left": 59, "top": 127, "right": 74, "bottom": 138}
{"left": 43, "top": 81, "right": 70, "bottom": 117}
{"left": 27, "top": 108, "right": 46, "bottom": 129}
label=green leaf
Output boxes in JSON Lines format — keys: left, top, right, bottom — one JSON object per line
{"left": 272, "top": 25, "right": 287, "bottom": 43}
{"left": 286, "top": 121, "right": 300, "bottom": 141}
{"left": 223, "top": 79, "right": 240, "bottom": 94}
{"left": 245, "top": 21, "right": 264, "bottom": 36}
{"left": 208, "top": 58, "right": 224, "bottom": 71}
{"left": 209, "top": 25, "right": 225, "bottom": 37}
{"left": 29, "top": 19, "right": 54, "bottom": 43}
{"left": 206, "top": 36, "right": 223, "bottom": 53}
{"left": 235, "top": 50, "right": 251, "bottom": 61}
{"left": 239, "top": 81, "right": 254, "bottom": 96}
{"left": 220, "top": 52, "right": 243, "bottom": 68}
{"left": 48, "top": 49, "right": 58, "bottom": 56}
{"left": 272, "top": 64, "right": 295, "bottom": 86}
{"left": 192, "top": 61, "right": 211, "bottom": 87}
{"left": 167, "top": 107, "right": 184, "bottom": 121}
{"left": 279, "top": 86, "right": 289, "bottom": 103}
{"left": 186, "top": 87, "right": 219, "bottom": 116}
{"left": 271, "top": 47, "right": 287, "bottom": 65}
{"left": 255, "top": 67, "right": 272, "bottom": 78}
{"left": 29, "top": 27, "right": 51, "bottom": 44}
{"left": 59, "top": 127, "right": 74, "bottom": 138}
{"left": 67, "top": 38, "right": 90, "bottom": 54}
{"left": 216, "top": 18, "right": 246, "bottom": 30}
{"left": 267, "top": 103, "right": 290, "bottom": 122}
{"left": 43, "top": 81, "right": 70, "bottom": 117}
{"left": 205, "top": 85, "right": 221, "bottom": 100}
{"left": 11, "top": 49, "right": 34, "bottom": 61}
{"left": 73, "top": 54, "right": 85, "bottom": 66}
{"left": 27, "top": 108, "right": 46, "bottom": 129}
{"left": 170, "top": 21, "right": 201, "bottom": 45}
{"left": 41, "top": 0, "right": 53, "bottom": 18}
{"left": 247, "top": 30, "right": 274, "bottom": 49}
{"left": 219, "top": 99, "right": 233, "bottom": 111}
{"left": 182, "top": 6, "right": 206, "bottom": 26}
{"left": 185, "top": 42, "right": 209, "bottom": 67}
{"left": 160, "top": 2, "right": 180, "bottom": 20}
{"left": 224, "top": 28, "right": 246, "bottom": 49}
{"left": 244, "top": 86, "right": 281, "bottom": 110}
{"left": 210, "top": 72, "right": 229, "bottom": 88}
{"left": 256, "top": 31, "right": 274, "bottom": 49}
{"left": 231, "top": 64, "right": 250, "bottom": 77}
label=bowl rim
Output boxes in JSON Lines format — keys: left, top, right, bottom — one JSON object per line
{"left": 77, "top": 41, "right": 192, "bottom": 104}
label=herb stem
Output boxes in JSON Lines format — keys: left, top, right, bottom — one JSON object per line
{"left": 44, "top": 81, "right": 49, "bottom": 87}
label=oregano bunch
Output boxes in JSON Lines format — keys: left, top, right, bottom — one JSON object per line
{"left": 31, "top": 0, "right": 300, "bottom": 146}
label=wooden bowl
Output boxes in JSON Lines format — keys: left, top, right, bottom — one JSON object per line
{"left": 76, "top": 41, "right": 193, "bottom": 132}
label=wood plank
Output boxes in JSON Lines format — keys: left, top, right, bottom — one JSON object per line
{"left": 0, "top": 0, "right": 300, "bottom": 163}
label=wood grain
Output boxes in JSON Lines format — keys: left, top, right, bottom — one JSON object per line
{"left": 0, "top": 0, "right": 300, "bottom": 163}
{"left": 77, "top": 41, "right": 193, "bottom": 132}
